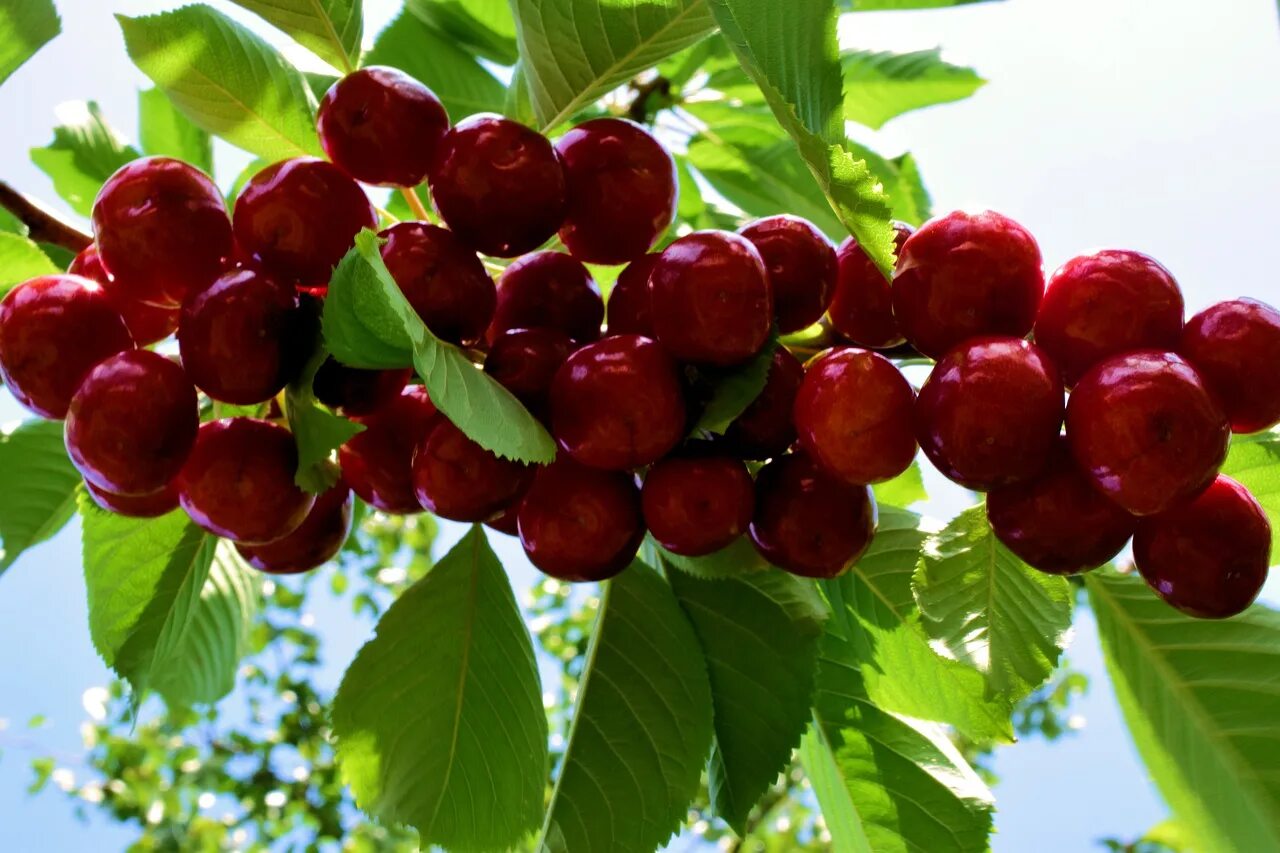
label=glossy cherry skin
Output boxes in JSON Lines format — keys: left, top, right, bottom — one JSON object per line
{"left": 650, "top": 231, "right": 772, "bottom": 366}
{"left": 550, "top": 335, "right": 686, "bottom": 470}
{"left": 69, "top": 245, "right": 178, "bottom": 345}
{"left": 606, "top": 254, "right": 658, "bottom": 338}
{"left": 916, "top": 337, "right": 1065, "bottom": 491}
{"left": 483, "top": 328, "right": 575, "bottom": 421}
{"left": 642, "top": 455, "right": 754, "bottom": 556}
{"left": 795, "top": 347, "right": 917, "bottom": 485}
{"left": 724, "top": 347, "right": 804, "bottom": 460}
{"left": 0, "top": 275, "right": 134, "bottom": 419}
{"left": 178, "top": 419, "right": 316, "bottom": 544}
{"left": 428, "top": 115, "right": 568, "bottom": 258}
{"left": 828, "top": 223, "right": 913, "bottom": 349}
{"left": 411, "top": 419, "right": 535, "bottom": 521}
{"left": 987, "top": 437, "right": 1135, "bottom": 575}
{"left": 85, "top": 479, "right": 180, "bottom": 519}
{"left": 488, "top": 251, "right": 603, "bottom": 344}
{"left": 317, "top": 67, "right": 450, "bottom": 187}
{"left": 739, "top": 215, "right": 838, "bottom": 334}
{"left": 1180, "top": 298, "right": 1280, "bottom": 433}
{"left": 517, "top": 456, "right": 644, "bottom": 582}
{"left": 233, "top": 157, "right": 377, "bottom": 287}
{"left": 555, "top": 118, "right": 676, "bottom": 265}
{"left": 1034, "top": 250, "right": 1184, "bottom": 387}
{"left": 92, "top": 157, "right": 232, "bottom": 308}
{"left": 312, "top": 358, "right": 412, "bottom": 416}
{"left": 485, "top": 502, "right": 520, "bottom": 536}
{"left": 237, "top": 480, "right": 354, "bottom": 574}
{"left": 749, "top": 452, "right": 877, "bottom": 579}
{"left": 1134, "top": 475, "right": 1271, "bottom": 619}
{"left": 892, "top": 210, "right": 1043, "bottom": 359}
{"left": 380, "top": 222, "right": 495, "bottom": 346}
{"left": 338, "top": 386, "right": 439, "bottom": 514}
{"left": 1067, "top": 351, "right": 1230, "bottom": 516}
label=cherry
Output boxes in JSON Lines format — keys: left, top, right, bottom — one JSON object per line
{"left": 650, "top": 231, "right": 772, "bottom": 366}
{"left": 485, "top": 502, "right": 520, "bottom": 537}
{"left": 892, "top": 210, "right": 1043, "bottom": 359}
{"left": 828, "top": 223, "right": 913, "bottom": 349}
{"left": 794, "top": 347, "right": 917, "bottom": 485}
{"left": 411, "top": 419, "right": 534, "bottom": 521}
{"left": 317, "top": 66, "right": 450, "bottom": 187}
{"left": 517, "top": 456, "right": 643, "bottom": 582}
{"left": 739, "top": 215, "right": 838, "bottom": 334}
{"left": 642, "top": 455, "right": 754, "bottom": 556}
{"left": 1034, "top": 250, "right": 1184, "bottom": 387}
{"left": 428, "top": 115, "right": 567, "bottom": 258}
{"left": 1066, "top": 350, "right": 1229, "bottom": 516}
{"left": 916, "top": 337, "right": 1064, "bottom": 491}
{"left": 555, "top": 118, "right": 676, "bottom": 265}
{"left": 339, "top": 386, "right": 438, "bottom": 514}
{"left": 0, "top": 274, "right": 133, "bottom": 419}
{"left": 233, "top": 157, "right": 377, "bottom": 287}
{"left": 483, "top": 327, "right": 575, "bottom": 421}
{"left": 380, "top": 222, "right": 495, "bottom": 346}
{"left": 749, "top": 452, "right": 877, "bottom": 579}
{"left": 987, "top": 437, "right": 1135, "bottom": 575}
{"left": 606, "top": 254, "right": 658, "bottom": 338}
{"left": 178, "top": 418, "right": 316, "bottom": 544}
{"left": 488, "top": 251, "right": 603, "bottom": 344}
{"left": 1180, "top": 298, "right": 1280, "bottom": 433}
{"left": 312, "top": 358, "right": 412, "bottom": 416}
{"left": 92, "top": 157, "right": 232, "bottom": 308}
{"left": 237, "top": 480, "right": 354, "bottom": 574}
{"left": 1134, "top": 475, "right": 1271, "bottom": 619}
{"left": 69, "top": 245, "right": 178, "bottom": 346}
{"left": 85, "top": 479, "right": 179, "bottom": 519}
{"left": 723, "top": 347, "right": 804, "bottom": 460}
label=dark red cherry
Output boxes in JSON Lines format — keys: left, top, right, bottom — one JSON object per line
{"left": 987, "top": 437, "right": 1135, "bottom": 575}
{"left": 828, "top": 223, "right": 913, "bottom": 349}
{"left": 739, "top": 215, "right": 838, "bottom": 334}
{"left": 517, "top": 457, "right": 643, "bottom": 582}
{"left": 916, "top": 337, "right": 1064, "bottom": 491}
{"left": 485, "top": 502, "right": 520, "bottom": 537}
{"left": 550, "top": 335, "right": 686, "bottom": 470}
{"left": 69, "top": 245, "right": 178, "bottom": 346}
{"left": 606, "top": 254, "right": 658, "bottom": 337}
{"left": 1066, "top": 350, "right": 1229, "bottom": 516}
{"left": 1180, "top": 299, "right": 1280, "bottom": 433}
{"left": 749, "top": 452, "right": 876, "bottom": 579}
{"left": 92, "top": 157, "right": 232, "bottom": 308}
{"left": 892, "top": 210, "right": 1043, "bottom": 359}
{"left": 488, "top": 251, "right": 603, "bottom": 344}
{"left": 1134, "top": 475, "right": 1271, "bottom": 619}
{"left": 650, "top": 231, "right": 772, "bottom": 366}
{"left": 233, "top": 157, "right": 377, "bottom": 287}
{"left": 178, "top": 418, "right": 316, "bottom": 544}
{"left": 339, "top": 386, "right": 438, "bottom": 514}
{"left": 1034, "top": 250, "right": 1184, "bottom": 387}
{"left": 317, "top": 66, "right": 450, "bottom": 187}
{"left": 379, "top": 222, "right": 495, "bottom": 346}
{"left": 642, "top": 455, "right": 754, "bottom": 556}
{"left": 411, "top": 419, "right": 535, "bottom": 521}
{"left": 237, "top": 480, "right": 354, "bottom": 574}
{"left": 555, "top": 118, "right": 676, "bottom": 265}
{"left": 483, "top": 327, "right": 575, "bottom": 421}
{"left": 312, "top": 358, "right": 412, "bottom": 416}
{"left": 85, "top": 480, "right": 179, "bottom": 519}
{"left": 795, "top": 347, "right": 917, "bottom": 485}
{"left": 0, "top": 275, "right": 133, "bottom": 419}
{"left": 723, "top": 347, "right": 804, "bottom": 460}
{"left": 428, "top": 115, "right": 567, "bottom": 258}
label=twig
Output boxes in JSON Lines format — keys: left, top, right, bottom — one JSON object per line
{"left": 0, "top": 181, "right": 91, "bottom": 253}
{"left": 399, "top": 187, "right": 432, "bottom": 222}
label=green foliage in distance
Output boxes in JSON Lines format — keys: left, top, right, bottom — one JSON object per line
{"left": 0, "top": 0, "right": 59, "bottom": 86}
{"left": 227, "top": 0, "right": 364, "bottom": 72}
{"left": 406, "top": 0, "right": 520, "bottom": 65}
{"left": 29, "top": 101, "right": 140, "bottom": 217}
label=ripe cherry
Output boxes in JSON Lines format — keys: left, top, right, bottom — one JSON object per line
{"left": 483, "top": 327, "right": 575, "bottom": 421}
{"left": 380, "top": 222, "right": 495, "bottom": 346}
{"left": 317, "top": 66, "right": 450, "bottom": 187}
{"left": 69, "top": 245, "right": 178, "bottom": 345}
{"left": 1134, "top": 475, "right": 1271, "bottom": 619}
{"left": 411, "top": 419, "right": 534, "bottom": 521}
{"left": 237, "top": 479, "right": 354, "bottom": 574}
{"left": 1180, "top": 298, "right": 1280, "bottom": 433}
{"left": 892, "top": 210, "right": 1043, "bottom": 359}
{"left": 642, "top": 455, "right": 754, "bottom": 556}
{"left": 606, "top": 254, "right": 658, "bottom": 338}
{"left": 1067, "top": 350, "right": 1228, "bottom": 516}
{"left": 739, "top": 215, "right": 838, "bottom": 334}
{"left": 428, "top": 115, "right": 567, "bottom": 258}
{"left": 312, "top": 358, "right": 412, "bottom": 416}
{"left": 723, "top": 347, "right": 804, "bottom": 460}
{"left": 486, "top": 502, "right": 520, "bottom": 537}
{"left": 916, "top": 337, "right": 1064, "bottom": 491}
{"left": 488, "top": 251, "right": 603, "bottom": 344}
{"left": 339, "top": 386, "right": 438, "bottom": 514}
{"left": 827, "top": 223, "right": 913, "bottom": 349}
{"left": 85, "top": 479, "right": 179, "bottom": 519}
{"left": 0, "top": 274, "right": 133, "bottom": 419}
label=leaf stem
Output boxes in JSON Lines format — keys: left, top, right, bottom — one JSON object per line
{"left": 399, "top": 187, "right": 432, "bottom": 222}
{"left": 0, "top": 181, "right": 92, "bottom": 253}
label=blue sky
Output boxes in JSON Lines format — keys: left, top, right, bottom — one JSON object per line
{"left": 0, "top": 0, "right": 1278, "bottom": 850}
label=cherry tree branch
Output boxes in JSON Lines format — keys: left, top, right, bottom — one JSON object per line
{"left": 0, "top": 181, "right": 92, "bottom": 253}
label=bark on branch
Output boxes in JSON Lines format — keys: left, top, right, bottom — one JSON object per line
{"left": 0, "top": 181, "right": 92, "bottom": 253}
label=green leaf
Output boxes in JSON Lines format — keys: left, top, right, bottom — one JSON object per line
{"left": 138, "top": 87, "right": 213, "bottom": 175}
{"left": 872, "top": 461, "right": 926, "bottom": 508}
{"left": 226, "top": 0, "right": 362, "bottom": 72}
{"left": 0, "top": 233, "right": 59, "bottom": 295}
{"left": 117, "top": 4, "right": 324, "bottom": 161}
{"left": 406, "top": 0, "right": 519, "bottom": 65}
{"left": 656, "top": 534, "right": 769, "bottom": 579}
{"left": 541, "top": 560, "right": 713, "bottom": 852}
{"left": 842, "top": 48, "right": 985, "bottom": 129}
{"left": 286, "top": 344, "right": 364, "bottom": 493}
{"left": 29, "top": 101, "right": 141, "bottom": 217}
{"left": 844, "top": 0, "right": 999, "bottom": 9}
{"left": 0, "top": 0, "right": 59, "bottom": 86}
{"left": 1221, "top": 432, "right": 1280, "bottom": 564}
{"left": 695, "top": 334, "right": 778, "bottom": 435}
{"left": 332, "top": 526, "right": 547, "bottom": 850}
{"left": 1087, "top": 568, "right": 1280, "bottom": 851}
{"left": 0, "top": 420, "right": 80, "bottom": 576}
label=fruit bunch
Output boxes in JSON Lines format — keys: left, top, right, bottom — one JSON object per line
{"left": 1, "top": 66, "right": 1276, "bottom": 619}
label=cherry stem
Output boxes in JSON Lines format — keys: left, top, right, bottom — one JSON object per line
{"left": 0, "top": 181, "right": 92, "bottom": 253}
{"left": 399, "top": 187, "right": 432, "bottom": 222}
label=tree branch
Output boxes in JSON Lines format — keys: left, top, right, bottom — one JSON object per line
{"left": 0, "top": 181, "right": 92, "bottom": 253}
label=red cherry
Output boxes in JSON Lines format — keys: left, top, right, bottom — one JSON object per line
{"left": 0, "top": 274, "right": 133, "bottom": 419}
{"left": 1066, "top": 350, "right": 1229, "bottom": 516}
{"left": 485, "top": 502, "right": 520, "bottom": 536}
{"left": 555, "top": 118, "right": 676, "bottom": 265}
{"left": 237, "top": 480, "right": 354, "bottom": 574}
{"left": 606, "top": 254, "right": 658, "bottom": 338}
{"left": 1180, "top": 298, "right": 1280, "bottom": 433}
{"left": 642, "top": 455, "right": 754, "bottom": 556}
{"left": 488, "top": 251, "right": 603, "bottom": 344}
{"left": 828, "top": 223, "right": 913, "bottom": 349}
{"left": 379, "top": 222, "right": 495, "bottom": 346}
{"left": 1134, "top": 475, "right": 1271, "bottom": 619}
{"left": 317, "top": 67, "right": 450, "bottom": 187}
{"left": 916, "top": 337, "right": 1064, "bottom": 491}
{"left": 483, "top": 328, "right": 575, "bottom": 421}
{"left": 1034, "top": 250, "right": 1184, "bottom": 387}
{"left": 517, "top": 457, "right": 644, "bottom": 582}
{"left": 85, "top": 479, "right": 179, "bottom": 519}
{"left": 92, "top": 157, "right": 232, "bottom": 308}
{"left": 650, "top": 231, "right": 772, "bottom": 366}
{"left": 69, "top": 245, "right": 178, "bottom": 346}
{"left": 428, "top": 115, "right": 567, "bottom": 258}
{"left": 178, "top": 418, "right": 316, "bottom": 544}
{"left": 794, "top": 347, "right": 917, "bottom": 485}
{"left": 412, "top": 419, "right": 534, "bottom": 521}
{"left": 338, "top": 386, "right": 438, "bottom": 514}
{"left": 312, "top": 358, "right": 412, "bottom": 416}
{"left": 749, "top": 452, "right": 877, "bottom": 579}
{"left": 739, "top": 215, "right": 838, "bottom": 334}
{"left": 723, "top": 347, "right": 804, "bottom": 460}
{"left": 233, "top": 157, "right": 377, "bottom": 287}
{"left": 892, "top": 210, "right": 1043, "bottom": 359}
